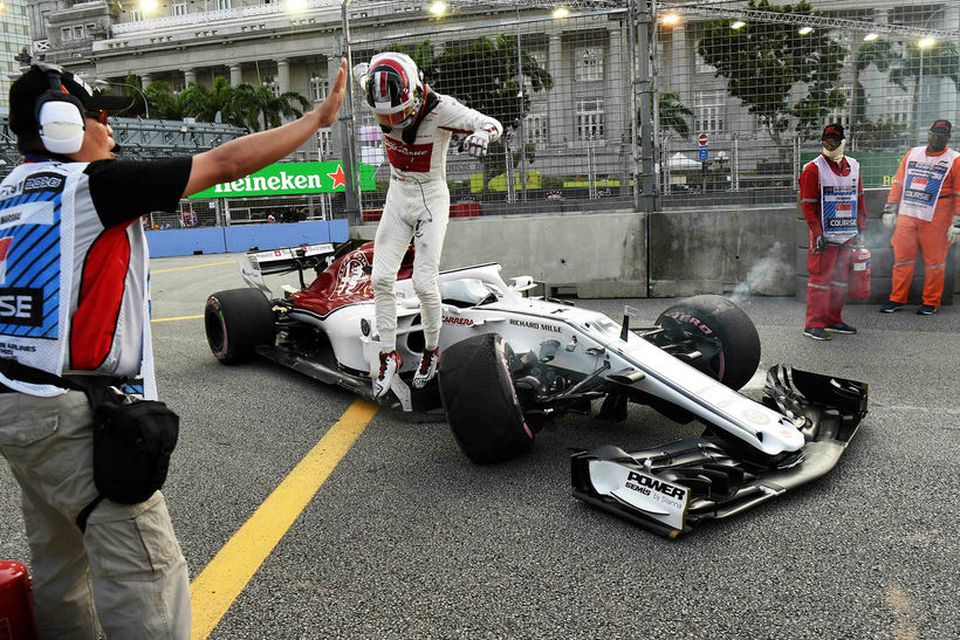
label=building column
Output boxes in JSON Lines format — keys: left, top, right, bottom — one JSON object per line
{"left": 606, "top": 25, "right": 626, "bottom": 151}
{"left": 183, "top": 69, "right": 196, "bottom": 87}
{"left": 277, "top": 58, "right": 290, "bottom": 93}
{"left": 141, "top": 74, "right": 151, "bottom": 91}
{"left": 230, "top": 64, "right": 243, "bottom": 87}
{"left": 548, "top": 32, "right": 567, "bottom": 146}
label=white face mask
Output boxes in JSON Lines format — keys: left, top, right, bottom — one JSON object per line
{"left": 822, "top": 139, "right": 845, "bottom": 161}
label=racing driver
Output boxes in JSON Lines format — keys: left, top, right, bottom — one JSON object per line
{"left": 353, "top": 52, "right": 502, "bottom": 398}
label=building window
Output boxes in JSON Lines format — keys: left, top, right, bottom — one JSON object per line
{"left": 132, "top": 9, "right": 144, "bottom": 21}
{"left": 821, "top": 85, "right": 853, "bottom": 130}
{"left": 576, "top": 98, "right": 604, "bottom": 141}
{"left": 73, "top": 25, "right": 84, "bottom": 39}
{"left": 694, "top": 90, "right": 725, "bottom": 135}
{"left": 525, "top": 112, "right": 549, "bottom": 147}
{"left": 575, "top": 47, "right": 603, "bottom": 82}
{"left": 217, "top": 0, "right": 232, "bottom": 10}
{"left": 61, "top": 26, "right": 72, "bottom": 41}
{"left": 884, "top": 95, "right": 911, "bottom": 126}
{"left": 309, "top": 75, "right": 328, "bottom": 102}
{"left": 173, "top": 2, "right": 187, "bottom": 16}
{"left": 317, "top": 128, "right": 333, "bottom": 159}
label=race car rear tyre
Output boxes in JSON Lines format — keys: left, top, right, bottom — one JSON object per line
{"left": 438, "top": 333, "right": 534, "bottom": 464}
{"left": 205, "top": 288, "right": 276, "bottom": 365}
{"left": 656, "top": 295, "right": 760, "bottom": 391}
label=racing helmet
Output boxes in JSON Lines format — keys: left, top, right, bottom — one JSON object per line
{"left": 364, "top": 52, "right": 424, "bottom": 129}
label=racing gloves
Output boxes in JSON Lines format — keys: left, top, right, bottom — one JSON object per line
{"left": 465, "top": 129, "right": 492, "bottom": 158}
{"left": 882, "top": 203, "right": 898, "bottom": 230}
{"left": 948, "top": 216, "right": 960, "bottom": 245}
{"left": 352, "top": 62, "right": 369, "bottom": 88}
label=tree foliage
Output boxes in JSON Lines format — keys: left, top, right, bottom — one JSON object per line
{"left": 696, "top": 0, "right": 848, "bottom": 145}
{"left": 392, "top": 36, "right": 553, "bottom": 185}
{"left": 658, "top": 91, "right": 693, "bottom": 139}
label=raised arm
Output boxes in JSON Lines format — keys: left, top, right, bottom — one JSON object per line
{"left": 182, "top": 58, "right": 347, "bottom": 197}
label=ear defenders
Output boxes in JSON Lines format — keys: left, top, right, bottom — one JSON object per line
{"left": 34, "top": 63, "right": 85, "bottom": 155}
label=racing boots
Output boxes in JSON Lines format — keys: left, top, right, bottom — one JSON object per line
{"left": 373, "top": 350, "right": 402, "bottom": 399}
{"left": 412, "top": 347, "right": 440, "bottom": 389}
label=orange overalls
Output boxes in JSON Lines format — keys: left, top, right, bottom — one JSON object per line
{"left": 887, "top": 147, "right": 960, "bottom": 306}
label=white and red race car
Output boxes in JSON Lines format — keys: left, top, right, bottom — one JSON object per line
{"left": 205, "top": 240, "right": 867, "bottom": 536}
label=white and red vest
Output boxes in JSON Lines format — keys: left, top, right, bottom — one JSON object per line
{"left": 898, "top": 146, "right": 960, "bottom": 222}
{"left": 0, "top": 161, "right": 156, "bottom": 398}
{"left": 812, "top": 154, "right": 860, "bottom": 244}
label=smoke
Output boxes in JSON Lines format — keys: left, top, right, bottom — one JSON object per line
{"left": 730, "top": 241, "right": 793, "bottom": 303}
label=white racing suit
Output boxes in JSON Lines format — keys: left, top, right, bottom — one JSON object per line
{"left": 371, "top": 91, "right": 502, "bottom": 352}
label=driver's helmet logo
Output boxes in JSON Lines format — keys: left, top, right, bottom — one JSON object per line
{"left": 334, "top": 251, "right": 371, "bottom": 298}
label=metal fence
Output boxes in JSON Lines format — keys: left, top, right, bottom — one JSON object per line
{"left": 655, "top": 0, "right": 960, "bottom": 209}
{"left": 4, "top": 1, "right": 959, "bottom": 220}
{"left": 337, "top": 0, "right": 960, "bottom": 217}
{"left": 339, "top": 0, "right": 638, "bottom": 220}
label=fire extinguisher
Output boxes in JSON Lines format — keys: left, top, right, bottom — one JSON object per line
{"left": 0, "top": 560, "right": 38, "bottom": 639}
{"left": 849, "top": 246, "right": 872, "bottom": 301}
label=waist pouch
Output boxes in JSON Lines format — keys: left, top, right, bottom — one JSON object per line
{"left": 0, "top": 358, "right": 180, "bottom": 506}
{"left": 90, "top": 391, "right": 180, "bottom": 505}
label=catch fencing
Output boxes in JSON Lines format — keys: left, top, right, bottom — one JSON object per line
{"left": 3, "top": 1, "right": 958, "bottom": 221}
{"left": 337, "top": 0, "right": 960, "bottom": 219}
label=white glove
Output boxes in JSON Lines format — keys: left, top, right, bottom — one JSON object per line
{"left": 465, "top": 130, "right": 492, "bottom": 158}
{"left": 948, "top": 216, "right": 960, "bottom": 245}
{"left": 352, "top": 62, "right": 369, "bottom": 88}
{"left": 882, "top": 203, "right": 898, "bottom": 230}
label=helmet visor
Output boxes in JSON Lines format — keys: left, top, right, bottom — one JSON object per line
{"left": 374, "top": 104, "right": 417, "bottom": 129}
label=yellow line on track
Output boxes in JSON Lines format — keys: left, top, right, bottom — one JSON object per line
{"left": 151, "top": 314, "right": 204, "bottom": 323}
{"left": 152, "top": 260, "right": 236, "bottom": 274}
{"left": 189, "top": 399, "right": 379, "bottom": 638}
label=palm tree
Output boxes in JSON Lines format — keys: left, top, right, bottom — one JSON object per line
{"left": 658, "top": 91, "right": 693, "bottom": 139}
{"left": 852, "top": 40, "right": 901, "bottom": 126}
{"left": 230, "top": 83, "right": 310, "bottom": 132}
{"left": 178, "top": 76, "right": 237, "bottom": 123}
{"left": 144, "top": 80, "right": 186, "bottom": 120}
{"left": 889, "top": 41, "right": 960, "bottom": 136}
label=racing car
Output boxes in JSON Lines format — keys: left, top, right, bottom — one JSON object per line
{"left": 204, "top": 240, "right": 867, "bottom": 537}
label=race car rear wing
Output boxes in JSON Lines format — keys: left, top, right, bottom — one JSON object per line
{"left": 240, "top": 242, "right": 337, "bottom": 295}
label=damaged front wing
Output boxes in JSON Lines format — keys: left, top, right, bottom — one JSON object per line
{"left": 571, "top": 365, "right": 868, "bottom": 537}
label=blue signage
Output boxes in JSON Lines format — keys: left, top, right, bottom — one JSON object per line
{"left": 698, "top": 146, "right": 709, "bottom": 162}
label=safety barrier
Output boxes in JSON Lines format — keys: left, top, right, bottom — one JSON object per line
{"left": 145, "top": 219, "right": 349, "bottom": 258}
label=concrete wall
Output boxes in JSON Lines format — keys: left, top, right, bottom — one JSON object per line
{"left": 352, "top": 194, "right": 959, "bottom": 300}
{"left": 353, "top": 211, "right": 648, "bottom": 298}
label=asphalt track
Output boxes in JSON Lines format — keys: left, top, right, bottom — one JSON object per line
{"left": 2, "top": 253, "right": 959, "bottom": 639}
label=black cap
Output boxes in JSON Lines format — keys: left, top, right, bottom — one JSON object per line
{"left": 8, "top": 64, "right": 134, "bottom": 139}
{"left": 821, "top": 123, "right": 845, "bottom": 140}
{"left": 929, "top": 119, "right": 952, "bottom": 134}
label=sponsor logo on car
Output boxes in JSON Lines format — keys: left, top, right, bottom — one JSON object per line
{"left": 625, "top": 471, "right": 687, "bottom": 500}
{"left": 508, "top": 318, "right": 561, "bottom": 334}
{"left": 443, "top": 316, "right": 475, "bottom": 326}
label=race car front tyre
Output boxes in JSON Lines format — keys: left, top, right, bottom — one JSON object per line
{"left": 438, "top": 333, "right": 534, "bottom": 464}
{"left": 205, "top": 288, "right": 276, "bottom": 364}
{"left": 656, "top": 295, "right": 760, "bottom": 391}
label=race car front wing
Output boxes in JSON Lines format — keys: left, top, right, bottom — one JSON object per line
{"left": 571, "top": 365, "right": 868, "bottom": 537}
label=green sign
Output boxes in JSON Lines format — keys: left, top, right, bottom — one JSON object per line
{"left": 188, "top": 161, "right": 376, "bottom": 199}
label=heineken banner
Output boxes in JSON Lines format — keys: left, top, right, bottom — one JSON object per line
{"left": 188, "top": 162, "right": 377, "bottom": 199}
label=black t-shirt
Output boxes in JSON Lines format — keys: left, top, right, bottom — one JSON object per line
{"left": 84, "top": 157, "right": 193, "bottom": 228}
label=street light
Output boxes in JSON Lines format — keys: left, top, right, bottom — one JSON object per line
{"left": 94, "top": 79, "right": 150, "bottom": 119}
{"left": 916, "top": 37, "right": 936, "bottom": 137}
